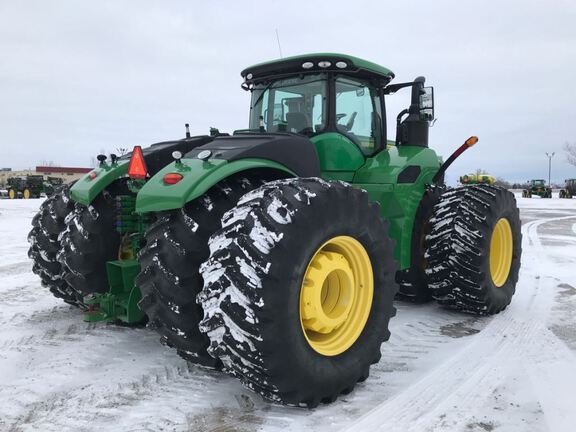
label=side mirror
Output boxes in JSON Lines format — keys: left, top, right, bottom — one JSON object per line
{"left": 419, "top": 86, "right": 434, "bottom": 122}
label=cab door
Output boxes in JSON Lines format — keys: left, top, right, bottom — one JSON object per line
{"left": 313, "top": 76, "right": 384, "bottom": 181}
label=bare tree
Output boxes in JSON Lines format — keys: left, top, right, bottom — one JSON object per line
{"left": 116, "top": 147, "right": 129, "bottom": 156}
{"left": 475, "top": 168, "right": 489, "bottom": 176}
{"left": 41, "top": 160, "right": 60, "bottom": 167}
{"left": 565, "top": 142, "right": 576, "bottom": 166}
{"left": 494, "top": 177, "right": 512, "bottom": 189}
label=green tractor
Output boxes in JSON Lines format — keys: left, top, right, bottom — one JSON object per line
{"left": 522, "top": 179, "right": 552, "bottom": 198}
{"left": 559, "top": 179, "right": 575, "bottom": 199}
{"left": 28, "top": 53, "right": 522, "bottom": 407}
{"left": 7, "top": 175, "right": 45, "bottom": 199}
{"left": 459, "top": 173, "right": 495, "bottom": 185}
{"left": 43, "top": 176, "right": 64, "bottom": 197}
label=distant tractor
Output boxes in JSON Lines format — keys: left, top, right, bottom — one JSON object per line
{"left": 28, "top": 53, "right": 523, "bottom": 407}
{"left": 522, "top": 179, "right": 552, "bottom": 198}
{"left": 559, "top": 179, "right": 576, "bottom": 199}
{"left": 459, "top": 173, "right": 495, "bottom": 185}
{"left": 43, "top": 177, "right": 64, "bottom": 197}
{"left": 7, "top": 175, "right": 45, "bottom": 199}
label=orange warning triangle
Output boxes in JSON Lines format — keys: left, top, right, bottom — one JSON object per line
{"left": 128, "top": 146, "right": 148, "bottom": 179}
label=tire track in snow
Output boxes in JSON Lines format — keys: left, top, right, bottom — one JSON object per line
{"left": 0, "top": 261, "right": 32, "bottom": 276}
{"left": 377, "top": 308, "right": 482, "bottom": 373}
{"left": 342, "top": 215, "right": 576, "bottom": 432}
{"left": 0, "top": 322, "right": 95, "bottom": 351}
{"left": 3, "top": 363, "right": 254, "bottom": 432}
{"left": 4, "top": 364, "right": 196, "bottom": 430}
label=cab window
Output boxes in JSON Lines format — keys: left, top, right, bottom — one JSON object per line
{"left": 335, "top": 77, "right": 383, "bottom": 154}
{"left": 250, "top": 74, "right": 328, "bottom": 136}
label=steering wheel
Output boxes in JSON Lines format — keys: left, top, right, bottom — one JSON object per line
{"left": 345, "top": 112, "right": 357, "bottom": 130}
{"left": 336, "top": 113, "right": 347, "bottom": 122}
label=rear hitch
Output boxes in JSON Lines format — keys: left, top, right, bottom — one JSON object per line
{"left": 83, "top": 260, "right": 145, "bottom": 324}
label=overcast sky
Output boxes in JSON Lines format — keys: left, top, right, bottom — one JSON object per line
{"left": 1, "top": 0, "right": 575, "bottom": 184}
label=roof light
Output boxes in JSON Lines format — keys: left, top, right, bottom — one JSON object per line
{"left": 198, "top": 150, "right": 212, "bottom": 161}
{"left": 246, "top": 73, "right": 253, "bottom": 80}
{"left": 163, "top": 173, "right": 183, "bottom": 185}
{"left": 302, "top": 62, "right": 314, "bottom": 69}
{"left": 335, "top": 61, "right": 348, "bottom": 69}
{"left": 318, "top": 61, "right": 331, "bottom": 68}
{"left": 128, "top": 145, "right": 148, "bottom": 180}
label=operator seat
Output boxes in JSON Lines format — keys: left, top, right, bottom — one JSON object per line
{"left": 286, "top": 112, "right": 309, "bottom": 134}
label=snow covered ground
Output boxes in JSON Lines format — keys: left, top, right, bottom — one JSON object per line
{"left": 0, "top": 194, "right": 575, "bottom": 432}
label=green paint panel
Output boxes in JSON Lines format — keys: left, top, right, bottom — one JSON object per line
{"left": 309, "top": 132, "right": 441, "bottom": 269}
{"left": 312, "top": 133, "right": 366, "bottom": 172}
{"left": 321, "top": 172, "right": 356, "bottom": 182}
{"left": 70, "top": 161, "right": 129, "bottom": 205}
{"left": 352, "top": 145, "right": 441, "bottom": 269}
{"left": 136, "top": 158, "right": 295, "bottom": 213}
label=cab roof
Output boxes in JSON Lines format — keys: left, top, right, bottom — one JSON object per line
{"left": 241, "top": 53, "right": 395, "bottom": 84}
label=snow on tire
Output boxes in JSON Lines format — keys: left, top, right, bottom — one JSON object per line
{"left": 136, "top": 176, "right": 263, "bottom": 368}
{"left": 57, "top": 189, "right": 121, "bottom": 300}
{"left": 396, "top": 186, "right": 444, "bottom": 303}
{"left": 198, "top": 178, "right": 398, "bottom": 407}
{"left": 27, "top": 183, "right": 80, "bottom": 306}
{"left": 425, "top": 184, "right": 522, "bottom": 315}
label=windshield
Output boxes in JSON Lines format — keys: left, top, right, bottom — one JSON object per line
{"left": 249, "top": 74, "right": 327, "bottom": 136}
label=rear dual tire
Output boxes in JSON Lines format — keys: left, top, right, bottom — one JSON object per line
{"left": 57, "top": 190, "right": 121, "bottom": 300}
{"left": 28, "top": 184, "right": 80, "bottom": 305}
{"left": 136, "top": 176, "right": 264, "bottom": 368}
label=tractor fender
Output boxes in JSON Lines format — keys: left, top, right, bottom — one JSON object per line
{"left": 135, "top": 158, "right": 296, "bottom": 213}
{"left": 70, "top": 135, "right": 215, "bottom": 206}
{"left": 70, "top": 161, "right": 129, "bottom": 205}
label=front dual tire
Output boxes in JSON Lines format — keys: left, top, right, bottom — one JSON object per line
{"left": 425, "top": 185, "right": 522, "bottom": 314}
{"left": 198, "top": 178, "right": 398, "bottom": 407}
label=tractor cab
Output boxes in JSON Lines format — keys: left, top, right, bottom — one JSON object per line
{"left": 242, "top": 53, "right": 435, "bottom": 160}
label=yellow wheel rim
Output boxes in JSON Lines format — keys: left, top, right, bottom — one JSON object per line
{"left": 489, "top": 218, "right": 513, "bottom": 287}
{"left": 299, "top": 236, "right": 374, "bottom": 356}
{"left": 23, "top": 189, "right": 30, "bottom": 199}
{"left": 8, "top": 189, "right": 16, "bottom": 199}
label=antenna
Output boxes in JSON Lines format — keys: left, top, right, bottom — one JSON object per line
{"left": 275, "top": 28, "right": 283, "bottom": 58}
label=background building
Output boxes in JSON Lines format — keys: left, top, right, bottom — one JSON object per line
{"left": 0, "top": 166, "right": 91, "bottom": 187}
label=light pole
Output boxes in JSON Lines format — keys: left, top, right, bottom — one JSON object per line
{"left": 545, "top": 152, "right": 555, "bottom": 187}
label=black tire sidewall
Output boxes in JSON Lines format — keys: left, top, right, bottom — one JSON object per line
{"left": 255, "top": 187, "right": 394, "bottom": 401}
{"left": 480, "top": 190, "right": 522, "bottom": 309}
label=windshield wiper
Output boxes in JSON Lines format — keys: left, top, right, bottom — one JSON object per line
{"left": 251, "top": 81, "right": 274, "bottom": 110}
